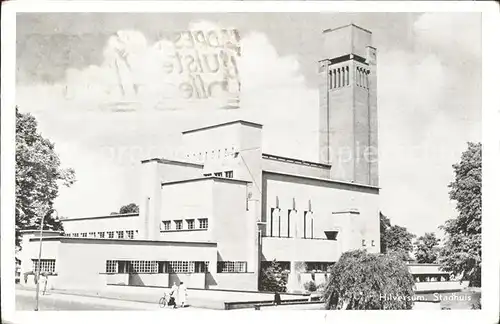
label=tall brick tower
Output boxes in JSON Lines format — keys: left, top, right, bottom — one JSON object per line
{"left": 318, "top": 24, "right": 378, "bottom": 187}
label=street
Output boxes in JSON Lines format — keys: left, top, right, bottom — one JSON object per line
{"left": 15, "top": 288, "right": 170, "bottom": 311}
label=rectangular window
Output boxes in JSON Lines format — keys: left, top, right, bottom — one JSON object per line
{"left": 117, "top": 231, "right": 124, "bottom": 239}
{"left": 129, "top": 260, "right": 158, "bottom": 273}
{"left": 107, "top": 231, "right": 114, "bottom": 239}
{"left": 117, "top": 261, "right": 129, "bottom": 274}
{"left": 194, "top": 261, "right": 209, "bottom": 273}
{"left": 199, "top": 218, "right": 208, "bottom": 229}
{"left": 98, "top": 232, "right": 105, "bottom": 238}
{"left": 89, "top": 232, "right": 96, "bottom": 238}
{"left": 71, "top": 233, "right": 78, "bottom": 237}
{"left": 162, "top": 221, "right": 171, "bottom": 231}
{"left": 175, "top": 220, "right": 183, "bottom": 230}
{"left": 214, "top": 172, "right": 223, "bottom": 177}
{"left": 32, "top": 259, "right": 56, "bottom": 273}
{"left": 362, "top": 239, "right": 366, "bottom": 247}
{"left": 81, "top": 233, "right": 87, "bottom": 238}
{"left": 203, "top": 173, "right": 212, "bottom": 177}
{"left": 217, "top": 261, "right": 247, "bottom": 273}
{"left": 186, "top": 219, "right": 195, "bottom": 230}
{"left": 106, "top": 260, "right": 118, "bottom": 273}
{"left": 126, "top": 230, "right": 134, "bottom": 239}
{"left": 224, "top": 171, "right": 233, "bottom": 178}
{"left": 166, "top": 261, "right": 194, "bottom": 273}
{"left": 371, "top": 240, "right": 375, "bottom": 247}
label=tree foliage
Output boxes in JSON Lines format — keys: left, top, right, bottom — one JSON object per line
{"left": 324, "top": 250, "right": 415, "bottom": 310}
{"left": 117, "top": 203, "right": 139, "bottom": 214}
{"left": 384, "top": 225, "right": 416, "bottom": 260}
{"left": 259, "top": 259, "right": 288, "bottom": 292}
{"left": 414, "top": 232, "right": 440, "bottom": 264}
{"left": 16, "top": 107, "right": 76, "bottom": 248}
{"left": 439, "top": 142, "right": 481, "bottom": 287}
{"left": 379, "top": 212, "right": 391, "bottom": 253}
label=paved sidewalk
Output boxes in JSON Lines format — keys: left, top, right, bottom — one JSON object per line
{"left": 16, "top": 288, "right": 172, "bottom": 311}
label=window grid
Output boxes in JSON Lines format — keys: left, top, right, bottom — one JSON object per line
{"left": 224, "top": 171, "right": 233, "bottom": 178}
{"left": 175, "top": 220, "right": 183, "bottom": 230}
{"left": 162, "top": 221, "right": 171, "bottom": 231}
{"left": 187, "top": 219, "right": 195, "bottom": 230}
{"left": 98, "top": 232, "right": 105, "bottom": 238}
{"left": 199, "top": 218, "right": 208, "bottom": 229}
{"left": 32, "top": 259, "right": 56, "bottom": 273}
{"left": 117, "top": 231, "right": 124, "bottom": 239}
{"left": 81, "top": 233, "right": 87, "bottom": 238}
{"left": 214, "top": 172, "right": 222, "bottom": 177}
{"left": 106, "top": 260, "right": 118, "bottom": 273}
{"left": 89, "top": 232, "right": 96, "bottom": 238}
{"left": 217, "top": 261, "right": 247, "bottom": 273}
{"left": 107, "top": 231, "right": 114, "bottom": 239}
{"left": 126, "top": 230, "right": 134, "bottom": 239}
{"left": 129, "top": 260, "right": 158, "bottom": 273}
{"left": 167, "top": 261, "right": 194, "bottom": 273}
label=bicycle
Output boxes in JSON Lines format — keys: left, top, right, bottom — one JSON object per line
{"left": 159, "top": 292, "right": 168, "bottom": 308}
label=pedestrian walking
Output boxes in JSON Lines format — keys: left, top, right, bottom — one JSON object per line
{"left": 41, "top": 273, "right": 48, "bottom": 295}
{"left": 169, "top": 282, "right": 179, "bottom": 308}
{"left": 178, "top": 282, "right": 188, "bottom": 307}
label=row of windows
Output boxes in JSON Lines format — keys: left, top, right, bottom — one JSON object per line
{"left": 356, "top": 66, "right": 370, "bottom": 89}
{"left": 269, "top": 208, "right": 319, "bottom": 239}
{"left": 162, "top": 218, "right": 208, "bottom": 231}
{"left": 328, "top": 65, "right": 370, "bottom": 90}
{"left": 203, "top": 171, "right": 233, "bottom": 178}
{"left": 32, "top": 259, "right": 56, "bottom": 273}
{"left": 217, "top": 261, "right": 247, "bottom": 273}
{"left": 105, "top": 260, "right": 211, "bottom": 274}
{"left": 362, "top": 239, "right": 376, "bottom": 247}
{"left": 186, "top": 147, "right": 237, "bottom": 162}
{"left": 329, "top": 66, "right": 350, "bottom": 89}
{"left": 65, "top": 230, "right": 138, "bottom": 239}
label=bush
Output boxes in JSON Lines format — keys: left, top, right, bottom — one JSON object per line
{"left": 304, "top": 281, "right": 317, "bottom": 292}
{"left": 324, "top": 250, "right": 415, "bottom": 310}
{"left": 259, "top": 260, "right": 288, "bottom": 292}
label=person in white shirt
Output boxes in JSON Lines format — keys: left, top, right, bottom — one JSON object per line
{"left": 178, "top": 282, "right": 188, "bottom": 307}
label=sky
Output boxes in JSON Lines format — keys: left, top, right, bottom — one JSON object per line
{"left": 15, "top": 12, "right": 481, "bottom": 238}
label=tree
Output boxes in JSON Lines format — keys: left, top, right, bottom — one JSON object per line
{"left": 379, "top": 212, "right": 391, "bottom": 253}
{"left": 439, "top": 142, "right": 481, "bottom": 287}
{"left": 324, "top": 250, "right": 415, "bottom": 310}
{"left": 259, "top": 259, "right": 288, "bottom": 292}
{"left": 16, "top": 107, "right": 76, "bottom": 249}
{"left": 117, "top": 203, "right": 139, "bottom": 214}
{"left": 414, "top": 232, "right": 440, "bottom": 264}
{"left": 384, "top": 225, "right": 416, "bottom": 260}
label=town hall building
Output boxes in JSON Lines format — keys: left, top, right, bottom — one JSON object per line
{"left": 19, "top": 24, "right": 382, "bottom": 292}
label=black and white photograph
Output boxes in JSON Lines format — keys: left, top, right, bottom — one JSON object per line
{"left": 1, "top": 2, "right": 499, "bottom": 323}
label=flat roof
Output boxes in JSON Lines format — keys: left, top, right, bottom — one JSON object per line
{"left": 162, "top": 176, "right": 251, "bottom": 187}
{"left": 141, "top": 158, "right": 204, "bottom": 168}
{"left": 262, "top": 153, "right": 331, "bottom": 169}
{"left": 182, "top": 120, "right": 263, "bottom": 135}
{"left": 29, "top": 236, "right": 217, "bottom": 247}
{"left": 263, "top": 170, "right": 380, "bottom": 191}
{"left": 61, "top": 213, "right": 139, "bottom": 222}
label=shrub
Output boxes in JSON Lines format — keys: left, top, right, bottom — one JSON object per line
{"left": 304, "top": 281, "right": 317, "bottom": 292}
{"left": 259, "top": 259, "right": 288, "bottom": 292}
{"left": 324, "top": 250, "right": 415, "bottom": 310}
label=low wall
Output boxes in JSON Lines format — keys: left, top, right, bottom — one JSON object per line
{"left": 415, "top": 281, "right": 467, "bottom": 293}
{"left": 20, "top": 274, "right": 58, "bottom": 291}
{"left": 105, "top": 274, "right": 129, "bottom": 286}
{"left": 129, "top": 273, "right": 170, "bottom": 287}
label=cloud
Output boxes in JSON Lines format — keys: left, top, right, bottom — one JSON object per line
{"left": 17, "top": 20, "right": 319, "bottom": 217}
